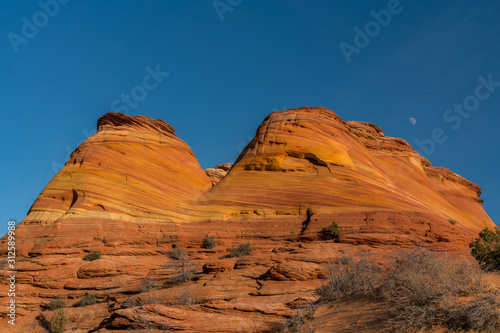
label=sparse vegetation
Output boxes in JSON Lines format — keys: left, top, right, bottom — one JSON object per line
{"left": 202, "top": 236, "right": 216, "bottom": 249}
{"left": 169, "top": 247, "right": 188, "bottom": 261}
{"left": 317, "top": 251, "right": 382, "bottom": 301}
{"left": 47, "top": 299, "right": 66, "bottom": 310}
{"left": 470, "top": 227, "right": 500, "bottom": 271}
{"left": 230, "top": 243, "right": 253, "bottom": 257}
{"left": 383, "top": 249, "right": 492, "bottom": 332}
{"left": 82, "top": 251, "right": 102, "bottom": 261}
{"left": 448, "top": 219, "right": 457, "bottom": 225}
{"left": 138, "top": 294, "right": 162, "bottom": 306}
{"left": 278, "top": 304, "right": 317, "bottom": 333}
{"left": 39, "top": 309, "right": 68, "bottom": 333}
{"left": 165, "top": 247, "right": 196, "bottom": 284}
{"left": 176, "top": 290, "right": 196, "bottom": 305}
{"left": 76, "top": 293, "right": 96, "bottom": 307}
{"left": 121, "top": 297, "right": 137, "bottom": 309}
{"left": 319, "top": 221, "right": 342, "bottom": 240}
{"left": 125, "top": 313, "right": 173, "bottom": 331}
{"left": 141, "top": 278, "right": 159, "bottom": 292}
{"left": 170, "top": 266, "right": 196, "bottom": 284}
{"left": 50, "top": 310, "right": 68, "bottom": 333}
{"left": 317, "top": 247, "right": 500, "bottom": 332}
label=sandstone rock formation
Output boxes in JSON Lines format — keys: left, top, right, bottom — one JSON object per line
{"left": 197, "top": 107, "right": 492, "bottom": 245}
{"left": 0, "top": 107, "right": 495, "bottom": 332}
{"left": 204, "top": 163, "right": 233, "bottom": 186}
{"left": 14, "top": 112, "right": 213, "bottom": 255}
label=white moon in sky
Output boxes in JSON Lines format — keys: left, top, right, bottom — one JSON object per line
{"left": 409, "top": 117, "right": 416, "bottom": 125}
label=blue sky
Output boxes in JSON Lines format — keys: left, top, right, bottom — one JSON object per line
{"left": 1, "top": 0, "right": 499, "bottom": 236}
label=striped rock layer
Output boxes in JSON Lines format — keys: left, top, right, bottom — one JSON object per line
{"left": 9, "top": 107, "right": 494, "bottom": 254}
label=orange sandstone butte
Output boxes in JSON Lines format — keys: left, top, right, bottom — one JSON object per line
{"left": 0, "top": 106, "right": 495, "bottom": 332}
{"left": 9, "top": 107, "right": 493, "bottom": 255}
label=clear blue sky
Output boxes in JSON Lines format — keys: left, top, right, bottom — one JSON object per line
{"left": 1, "top": 0, "right": 499, "bottom": 237}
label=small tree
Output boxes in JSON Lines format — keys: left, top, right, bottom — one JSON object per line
{"left": 319, "top": 222, "right": 342, "bottom": 241}
{"left": 470, "top": 227, "right": 500, "bottom": 271}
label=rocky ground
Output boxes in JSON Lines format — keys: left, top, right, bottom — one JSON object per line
{"left": 1, "top": 238, "right": 485, "bottom": 332}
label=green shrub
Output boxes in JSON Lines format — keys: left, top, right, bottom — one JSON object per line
{"left": 319, "top": 222, "right": 342, "bottom": 240}
{"left": 230, "top": 243, "right": 253, "bottom": 257}
{"left": 49, "top": 310, "right": 68, "bottom": 333}
{"left": 470, "top": 227, "right": 500, "bottom": 271}
{"left": 82, "top": 251, "right": 102, "bottom": 261}
{"left": 448, "top": 219, "right": 457, "bottom": 225}
{"left": 76, "top": 293, "right": 96, "bottom": 307}
{"left": 47, "top": 299, "right": 66, "bottom": 310}
{"left": 202, "top": 236, "right": 216, "bottom": 249}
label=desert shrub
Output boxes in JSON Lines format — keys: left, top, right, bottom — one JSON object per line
{"left": 170, "top": 267, "right": 195, "bottom": 284}
{"left": 385, "top": 292, "right": 500, "bottom": 333}
{"left": 230, "top": 243, "right": 253, "bottom": 257}
{"left": 138, "top": 294, "right": 162, "bottom": 306}
{"left": 317, "top": 251, "right": 382, "bottom": 301}
{"left": 141, "top": 278, "right": 159, "bottom": 292}
{"left": 448, "top": 219, "right": 457, "bottom": 225}
{"left": 317, "top": 247, "right": 498, "bottom": 332}
{"left": 47, "top": 299, "right": 66, "bottom": 310}
{"left": 278, "top": 304, "right": 317, "bottom": 333}
{"left": 169, "top": 251, "right": 196, "bottom": 284}
{"left": 383, "top": 248, "right": 491, "bottom": 332}
{"left": 165, "top": 248, "right": 196, "bottom": 284}
{"left": 48, "top": 310, "right": 68, "bottom": 333}
{"left": 202, "top": 236, "right": 216, "bottom": 249}
{"left": 76, "top": 293, "right": 96, "bottom": 307}
{"left": 82, "top": 251, "right": 102, "bottom": 261}
{"left": 169, "top": 247, "right": 188, "bottom": 260}
{"left": 470, "top": 227, "right": 500, "bottom": 271}
{"left": 442, "top": 293, "right": 500, "bottom": 332}
{"left": 126, "top": 316, "right": 173, "bottom": 331}
{"left": 176, "top": 290, "right": 196, "bottom": 305}
{"left": 319, "top": 222, "right": 342, "bottom": 240}
{"left": 385, "top": 249, "right": 485, "bottom": 304}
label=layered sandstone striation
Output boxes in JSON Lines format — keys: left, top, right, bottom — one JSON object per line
{"left": 16, "top": 112, "right": 213, "bottom": 254}
{"left": 197, "top": 107, "right": 492, "bottom": 244}
{"left": 204, "top": 163, "right": 233, "bottom": 186}
{"left": 0, "top": 107, "right": 495, "bottom": 332}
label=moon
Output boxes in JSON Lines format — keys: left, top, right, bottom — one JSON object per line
{"left": 409, "top": 117, "right": 416, "bottom": 125}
